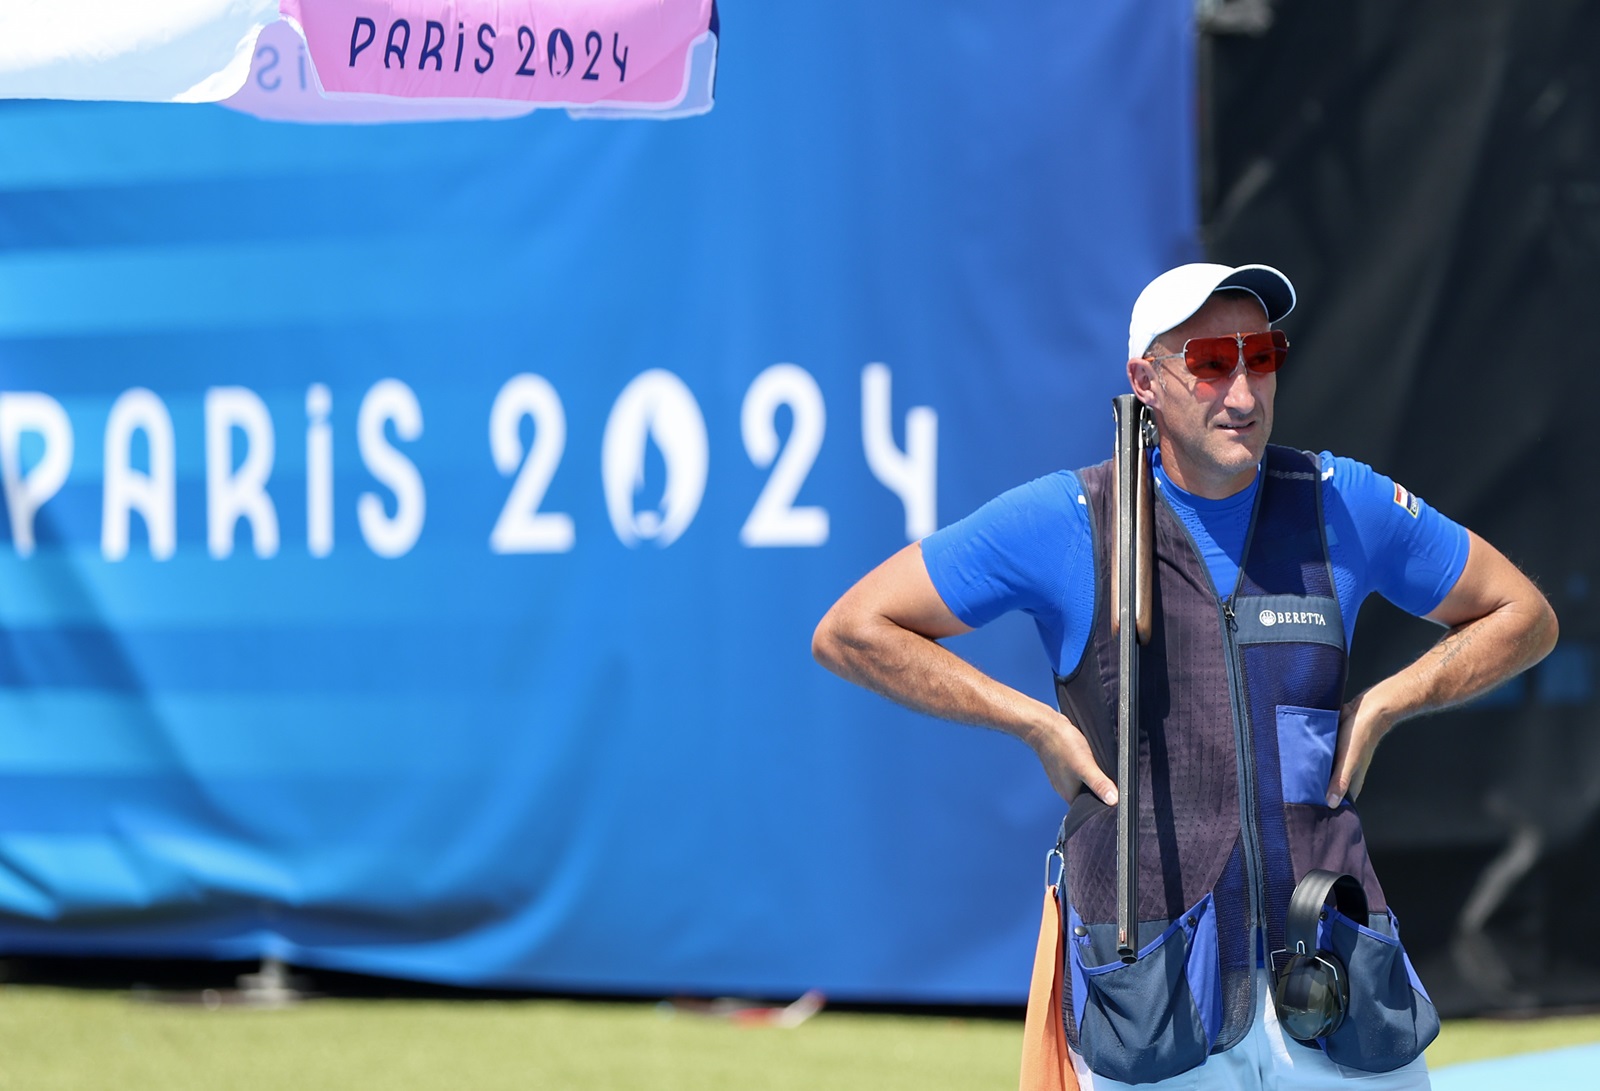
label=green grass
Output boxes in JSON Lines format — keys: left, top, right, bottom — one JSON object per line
{"left": 1, "top": 986, "right": 1597, "bottom": 1090}
{"left": 1428, "top": 1012, "right": 1600, "bottom": 1068}
{"left": 0, "top": 989, "right": 1019, "bottom": 1091}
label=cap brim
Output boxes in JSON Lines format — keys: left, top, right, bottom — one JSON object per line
{"left": 1216, "top": 265, "right": 1296, "bottom": 324}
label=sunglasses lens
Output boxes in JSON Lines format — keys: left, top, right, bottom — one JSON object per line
{"left": 1184, "top": 341, "right": 1237, "bottom": 381}
{"left": 1242, "top": 331, "right": 1288, "bottom": 374}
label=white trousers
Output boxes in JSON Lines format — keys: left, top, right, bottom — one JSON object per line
{"left": 1069, "top": 969, "right": 1432, "bottom": 1091}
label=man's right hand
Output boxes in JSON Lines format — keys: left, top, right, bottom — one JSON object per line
{"left": 1027, "top": 715, "right": 1118, "bottom": 806}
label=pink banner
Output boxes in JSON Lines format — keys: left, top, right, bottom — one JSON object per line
{"left": 223, "top": 20, "right": 537, "bottom": 123}
{"left": 280, "top": 0, "right": 715, "bottom": 110}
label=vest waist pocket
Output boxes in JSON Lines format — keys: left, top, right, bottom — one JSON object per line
{"left": 1314, "top": 909, "right": 1440, "bottom": 1071}
{"left": 1067, "top": 892, "right": 1222, "bottom": 1084}
{"left": 1275, "top": 705, "right": 1339, "bottom": 806}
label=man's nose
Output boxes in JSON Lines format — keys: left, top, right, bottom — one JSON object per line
{"left": 1221, "top": 355, "right": 1256, "bottom": 411}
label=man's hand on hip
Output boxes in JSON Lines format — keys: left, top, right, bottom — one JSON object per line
{"left": 1326, "top": 687, "right": 1394, "bottom": 807}
{"left": 1029, "top": 715, "right": 1118, "bottom": 806}
{"left": 1324, "top": 529, "right": 1557, "bottom": 808}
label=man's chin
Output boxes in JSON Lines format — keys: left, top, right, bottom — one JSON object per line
{"left": 1210, "top": 440, "right": 1266, "bottom": 475}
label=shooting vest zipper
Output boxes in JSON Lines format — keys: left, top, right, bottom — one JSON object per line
{"left": 1161, "top": 475, "right": 1270, "bottom": 1033}
{"left": 1221, "top": 596, "right": 1268, "bottom": 1001}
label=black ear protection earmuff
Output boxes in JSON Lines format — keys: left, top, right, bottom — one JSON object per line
{"left": 1271, "top": 870, "right": 1367, "bottom": 1042}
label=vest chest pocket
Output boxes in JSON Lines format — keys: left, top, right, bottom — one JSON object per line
{"left": 1066, "top": 893, "right": 1222, "bottom": 1084}
{"left": 1315, "top": 909, "right": 1440, "bottom": 1071}
{"left": 1275, "top": 705, "right": 1339, "bottom": 806}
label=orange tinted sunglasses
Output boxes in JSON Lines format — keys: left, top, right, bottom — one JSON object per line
{"left": 1149, "top": 330, "right": 1288, "bottom": 382}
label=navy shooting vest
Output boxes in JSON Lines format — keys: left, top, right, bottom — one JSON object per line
{"left": 1051, "top": 446, "right": 1438, "bottom": 1084}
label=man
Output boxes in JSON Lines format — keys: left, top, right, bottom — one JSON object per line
{"left": 812, "top": 263, "right": 1558, "bottom": 1090}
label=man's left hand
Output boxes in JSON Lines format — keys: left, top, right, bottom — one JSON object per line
{"left": 1325, "top": 687, "right": 1394, "bottom": 808}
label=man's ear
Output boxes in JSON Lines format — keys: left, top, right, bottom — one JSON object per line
{"left": 1128, "top": 356, "right": 1161, "bottom": 409}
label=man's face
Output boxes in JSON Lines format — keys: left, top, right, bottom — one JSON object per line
{"left": 1131, "top": 291, "right": 1276, "bottom": 497}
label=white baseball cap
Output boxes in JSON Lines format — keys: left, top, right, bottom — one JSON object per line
{"left": 1127, "top": 263, "right": 1296, "bottom": 359}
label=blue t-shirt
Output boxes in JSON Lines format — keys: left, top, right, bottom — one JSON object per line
{"left": 921, "top": 452, "right": 1469, "bottom": 677}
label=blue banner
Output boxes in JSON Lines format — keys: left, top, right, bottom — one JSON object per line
{"left": 0, "top": 2, "right": 1197, "bottom": 1001}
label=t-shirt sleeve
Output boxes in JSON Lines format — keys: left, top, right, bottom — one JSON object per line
{"left": 1322, "top": 453, "right": 1470, "bottom": 617}
{"left": 920, "top": 472, "right": 1091, "bottom": 630}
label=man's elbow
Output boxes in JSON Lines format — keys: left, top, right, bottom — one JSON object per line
{"left": 812, "top": 607, "right": 852, "bottom": 676}
{"left": 1530, "top": 594, "right": 1560, "bottom": 662}
{"left": 813, "top": 602, "right": 879, "bottom": 680}
{"left": 811, "top": 614, "right": 838, "bottom": 671}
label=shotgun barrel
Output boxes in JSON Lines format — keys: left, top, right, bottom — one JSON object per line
{"left": 1110, "top": 394, "right": 1153, "bottom": 962}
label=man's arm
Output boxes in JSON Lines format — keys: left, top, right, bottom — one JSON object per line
{"left": 812, "top": 542, "right": 1118, "bottom": 805}
{"left": 1325, "top": 529, "right": 1559, "bottom": 807}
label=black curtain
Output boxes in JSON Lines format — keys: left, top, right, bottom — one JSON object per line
{"left": 1203, "top": 0, "right": 1600, "bottom": 1015}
